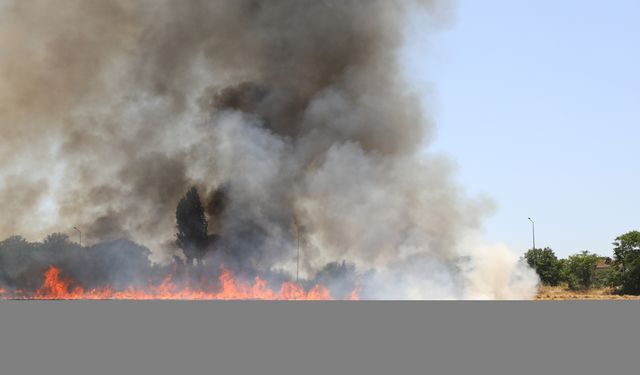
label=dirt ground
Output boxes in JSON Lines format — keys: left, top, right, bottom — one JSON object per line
{"left": 536, "top": 285, "right": 640, "bottom": 300}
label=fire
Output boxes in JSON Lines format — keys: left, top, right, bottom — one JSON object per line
{"left": 1, "top": 266, "right": 358, "bottom": 300}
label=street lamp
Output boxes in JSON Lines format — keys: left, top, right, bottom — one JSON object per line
{"left": 527, "top": 218, "right": 535, "bottom": 250}
{"left": 73, "top": 226, "right": 81, "bottom": 247}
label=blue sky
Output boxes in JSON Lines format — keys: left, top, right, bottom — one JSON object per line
{"left": 403, "top": 0, "right": 640, "bottom": 257}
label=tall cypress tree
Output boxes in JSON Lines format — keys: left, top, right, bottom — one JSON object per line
{"left": 176, "top": 187, "right": 209, "bottom": 265}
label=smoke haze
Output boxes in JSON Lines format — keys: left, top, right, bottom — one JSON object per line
{"left": 0, "top": 0, "right": 537, "bottom": 299}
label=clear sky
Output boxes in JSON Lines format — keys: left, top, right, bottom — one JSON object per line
{"left": 403, "top": 0, "right": 640, "bottom": 258}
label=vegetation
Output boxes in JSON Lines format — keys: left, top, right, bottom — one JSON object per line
{"left": 0, "top": 234, "right": 153, "bottom": 292}
{"left": 612, "top": 231, "right": 640, "bottom": 294}
{"left": 311, "top": 261, "right": 359, "bottom": 300}
{"left": 524, "top": 247, "right": 562, "bottom": 286}
{"left": 176, "top": 186, "right": 210, "bottom": 265}
{"left": 526, "top": 230, "right": 640, "bottom": 295}
{"left": 563, "top": 251, "right": 599, "bottom": 290}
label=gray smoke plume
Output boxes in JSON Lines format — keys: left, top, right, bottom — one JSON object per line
{"left": 0, "top": 0, "right": 537, "bottom": 298}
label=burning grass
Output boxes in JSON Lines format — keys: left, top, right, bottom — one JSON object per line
{"left": 0, "top": 265, "right": 358, "bottom": 301}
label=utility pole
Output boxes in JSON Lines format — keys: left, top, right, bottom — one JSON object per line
{"left": 527, "top": 218, "right": 535, "bottom": 250}
{"left": 296, "top": 223, "right": 300, "bottom": 283}
{"left": 73, "top": 226, "right": 81, "bottom": 247}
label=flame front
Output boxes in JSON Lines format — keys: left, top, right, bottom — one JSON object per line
{"left": 0, "top": 266, "right": 357, "bottom": 300}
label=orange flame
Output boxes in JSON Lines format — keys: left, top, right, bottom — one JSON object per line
{"left": 0, "top": 266, "right": 358, "bottom": 300}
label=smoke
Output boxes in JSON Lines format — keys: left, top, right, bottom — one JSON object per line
{"left": 0, "top": 0, "right": 537, "bottom": 299}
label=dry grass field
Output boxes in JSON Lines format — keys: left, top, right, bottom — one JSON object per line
{"left": 536, "top": 285, "right": 640, "bottom": 300}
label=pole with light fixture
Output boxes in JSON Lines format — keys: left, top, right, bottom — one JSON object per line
{"left": 527, "top": 217, "right": 535, "bottom": 250}
{"left": 73, "top": 226, "right": 81, "bottom": 247}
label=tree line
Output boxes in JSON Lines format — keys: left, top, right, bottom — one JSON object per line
{"left": 524, "top": 230, "right": 640, "bottom": 294}
{"left": 0, "top": 186, "right": 361, "bottom": 298}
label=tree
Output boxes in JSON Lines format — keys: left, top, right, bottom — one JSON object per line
{"left": 564, "top": 251, "right": 599, "bottom": 290}
{"left": 524, "top": 247, "right": 562, "bottom": 286}
{"left": 176, "top": 187, "right": 209, "bottom": 265}
{"left": 612, "top": 230, "right": 640, "bottom": 294}
{"left": 0, "top": 236, "right": 40, "bottom": 290}
{"left": 312, "top": 261, "right": 358, "bottom": 299}
{"left": 595, "top": 264, "right": 622, "bottom": 289}
{"left": 43, "top": 233, "right": 70, "bottom": 248}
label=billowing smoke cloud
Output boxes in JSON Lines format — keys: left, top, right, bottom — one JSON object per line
{"left": 0, "top": 0, "right": 537, "bottom": 298}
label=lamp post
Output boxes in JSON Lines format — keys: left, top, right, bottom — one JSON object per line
{"left": 527, "top": 218, "right": 535, "bottom": 250}
{"left": 73, "top": 226, "right": 81, "bottom": 247}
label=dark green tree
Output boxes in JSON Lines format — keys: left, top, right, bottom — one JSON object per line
{"left": 312, "top": 261, "right": 358, "bottom": 299}
{"left": 564, "top": 251, "right": 599, "bottom": 290}
{"left": 595, "top": 264, "right": 622, "bottom": 289}
{"left": 524, "top": 247, "right": 562, "bottom": 286}
{"left": 42, "top": 233, "right": 70, "bottom": 249}
{"left": 612, "top": 230, "right": 640, "bottom": 294}
{"left": 0, "top": 236, "right": 32, "bottom": 286}
{"left": 176, "top": 187, "right": 209, "bottom": 265}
